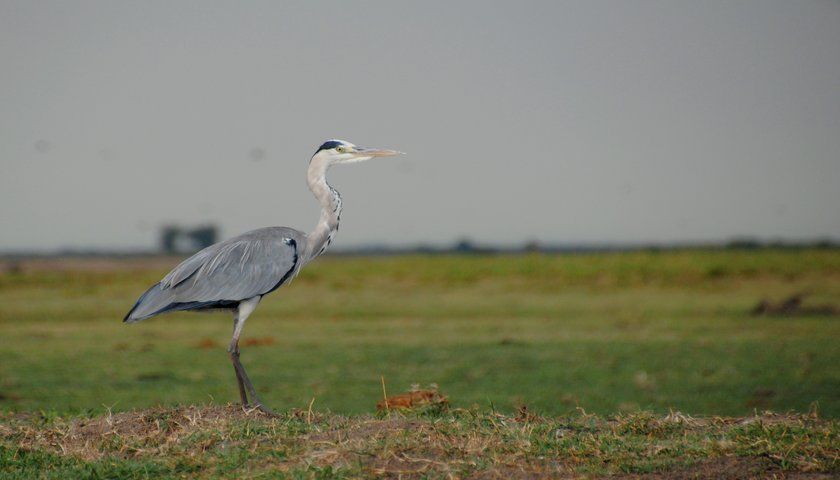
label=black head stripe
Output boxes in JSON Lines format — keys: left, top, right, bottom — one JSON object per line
{"left": 315, "top": 140, "right": 344, "bottom": 154}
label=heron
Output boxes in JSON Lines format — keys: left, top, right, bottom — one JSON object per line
{"left": 124, "top": 139, "right": 402, "bottom": 415}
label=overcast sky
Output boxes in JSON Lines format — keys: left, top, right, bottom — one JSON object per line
{"left": 1, "top": 1, "right": 838, "bottom": 251}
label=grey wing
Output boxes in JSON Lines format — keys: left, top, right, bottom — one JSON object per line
{"left": 124, "top": 227, "right": 302, "bottom": 323}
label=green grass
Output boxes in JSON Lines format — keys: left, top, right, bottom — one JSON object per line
{"left": 1, "top": 250, "right": 839, "bottom": 417}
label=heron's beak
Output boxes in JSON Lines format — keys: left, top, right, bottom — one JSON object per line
{"left": 352, "top": 147, "right": 403, "bottom": 158}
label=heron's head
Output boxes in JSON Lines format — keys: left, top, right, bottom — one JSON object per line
{"left": 311, "top": 139, "right": 401, "bottom": 166}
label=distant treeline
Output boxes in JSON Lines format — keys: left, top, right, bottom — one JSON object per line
{"left": 331, "top": 237, "right": 840, "bottom": 256}
{"left": 1, "top": 237, "right": 837, "bottom": 259}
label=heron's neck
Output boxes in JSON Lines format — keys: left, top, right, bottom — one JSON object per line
{"left": 305, "top": 161, "right": 342, "bottom": 262}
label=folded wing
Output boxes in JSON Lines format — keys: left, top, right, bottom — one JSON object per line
{"left": 124, "top": 227, "right": 301, "bottom": 323}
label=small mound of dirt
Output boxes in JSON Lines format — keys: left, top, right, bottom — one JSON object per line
{"left": 195, "top": 338, "right": 220, "bottom": 349}
{"left": 377, "top": 388, "right": 448, "bottom": 411}
{"left": 242, "top": 336, "right": 275, "bottom": 347}
{"left": 752, "top": 293, "right": 837, "bottom": 316}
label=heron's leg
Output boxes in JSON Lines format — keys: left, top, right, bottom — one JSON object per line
{"left": 227, "top": 296, "right": 278, "bottom": 416}
{"left": 234, "top": 356, "right": 278, "bottom": 416}
{"left": 229, "top": 316, "right": 248, "bottom": 406}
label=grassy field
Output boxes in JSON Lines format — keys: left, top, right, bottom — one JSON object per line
{"left": 2, "top": 406, "right": 837, "bottom": 478}
{"left": 0, "top": 250, "right": 839, "bottom": 418}
{"left": 1, "top": 249, "right": 840, "bottom": 477}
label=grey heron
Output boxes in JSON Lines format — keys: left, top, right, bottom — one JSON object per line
{"left": 124, "top": 139, "right": 401, "bottom": 415}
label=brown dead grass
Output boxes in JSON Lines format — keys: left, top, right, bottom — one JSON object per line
{"left": 2, "top": 405, "right": 837, "bottom": 478}
{"left": 8, "top": 405, "right": 250, "bottom": 461}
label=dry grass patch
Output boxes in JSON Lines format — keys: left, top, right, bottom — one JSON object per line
{"left": 2, "top": 406, "right": 838, "bottom": 478}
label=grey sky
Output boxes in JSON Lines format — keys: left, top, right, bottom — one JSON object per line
{"left": 2, "top": 1, "right": 838, "bottom": 251}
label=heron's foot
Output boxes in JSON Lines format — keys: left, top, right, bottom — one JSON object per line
{"left": 243, "top": 402, "right": 279, "bottom": 417}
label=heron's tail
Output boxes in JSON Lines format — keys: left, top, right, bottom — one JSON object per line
{"left": 123, "top": 283, "right": 173, "bottom": 323}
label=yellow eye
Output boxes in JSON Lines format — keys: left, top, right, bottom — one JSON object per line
{"left": 336, "top": 146, "right": 347, "bottom": 153}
